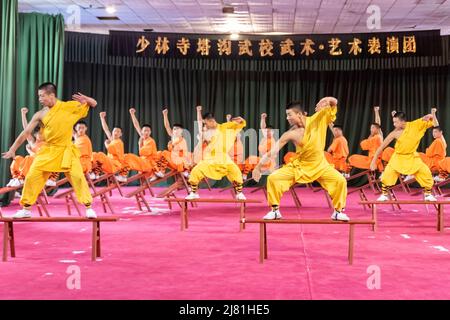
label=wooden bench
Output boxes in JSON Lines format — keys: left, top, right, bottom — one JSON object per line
{"left": 359, "top": 200, "right": 450, "bottom": 232}
{"left": 244, "top": 218, "right": 375, "bottom": 265}
{"left": 0, "top": 186, "right": 50, "bottom": 217}
{"left": 1, "top": 216, "right": 118, "bottom": 262}
{"left": 164, "top": 198, "right": 261, "bottom": 231}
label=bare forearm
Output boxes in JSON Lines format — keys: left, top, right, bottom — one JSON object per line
{"left": 260, "top": 118, "right": 266, "bottom": 130}
{"left": 163, "top": 114, "right": 172, "bottom": 136}
{"left": 86, "top": 97, "right": 97, "bottom": 107}
{"left": 374, "top": 109, "right": 381, "bottom": 126}
{"left": 9, "top": 131, "right": 30, "bottom": 153}
{"left": 100, "top": 118, "right": 112, "bottom": 139}
{"left": 131, "top": 114, "right": 142, "bottom": 136}
{"left": 21, "top": 113, "right": 28, "bottom": 130}
{"left": 432, "top": 113, "right": 439, "bottom": 127}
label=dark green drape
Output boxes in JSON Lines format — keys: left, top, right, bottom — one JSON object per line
{"left": 63, "top": 32, "right": 449, "bottom": 176}
{"left": 0, "top": 0, "right": 18, "bottom": 186}
{"left": 16, "top": 13, "right": 64, "bottom": 119}
{"left": 0, "top": 10, "right": 65, "bottom": 186}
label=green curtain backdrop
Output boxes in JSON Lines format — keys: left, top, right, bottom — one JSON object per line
{"left": 0, "top": 0, "right": 18, "bottom": 186}
{"left": 0, "top": 10, "right": 65, "bottom": 186}
{"left": 16, "top": 13, "right": 65, "bottom": 120}
{"left": 63, "top": 32, "right": 450, "bottom": 184}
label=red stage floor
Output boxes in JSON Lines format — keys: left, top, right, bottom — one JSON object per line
{"left": 0, "top": 186, "right": 449, "bottom": 299}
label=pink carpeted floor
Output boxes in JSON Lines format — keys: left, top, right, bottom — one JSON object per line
{"left": 0, "top": 185, "right": 449, "bottom": 300}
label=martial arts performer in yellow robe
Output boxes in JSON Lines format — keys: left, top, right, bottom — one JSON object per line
{"left": 185, "top": 105, "right": 246, "bottom": 200}
{"left": 370, "top": 109, "right": 438, "bottom": 201}
{"left": 2, "top": 83, "right": 97, "bottom": 218}
{"left": 252, "top": 97, "right": 349, "bottom": 221}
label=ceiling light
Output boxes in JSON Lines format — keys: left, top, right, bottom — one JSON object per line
{"left": 106, "top": 5, "right": 116, "bottom": 14}
{"left": 230, "top": 33, "right": 239, "bottom": 39}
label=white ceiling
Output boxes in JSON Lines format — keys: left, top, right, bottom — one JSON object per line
{"left": 18, "top": 0, "right": 450, "bottom": 35}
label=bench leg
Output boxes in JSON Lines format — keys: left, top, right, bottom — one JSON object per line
{"left": 8, "top": 222, "right": 15, "bottom": 258}
{"left": 259, "top": 223, "right": 265, "bottom": 263}
{"left": 135, "top": 194, "right": 143, "bottom": 212}
{"left": 263, "top": 223, "right": 267, "bottom": 259}
{"left": 240, "top": 203, "right": 246, "bottom": 231}
{"left": 101, "top": 194, "right": 114, "bottom": 214}
{"left": 101, "top": 195, "right": 108, "bottom": 213}
{"left": 438, "top": 204, "right": 444, "bottom": 233}
{"left": 140, "top": 193, "right": 152, "bottom": 212}
{"left": 372, "top": 204, "right": 377, "bottom": 232}
{"left": 348, "top": 224, "right": 355, "bottom": 265}
{"left": 3, "top": 222, "right": 8, "bottom": 261}
{"left": 91, "top": 221, "right": 101, "bottom": 261}
{"left": 181, "top": 202, "right": 188, "bottom": 231}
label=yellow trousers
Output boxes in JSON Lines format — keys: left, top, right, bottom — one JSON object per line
{"left": 20, "top": 157, "right": 93, "bottom": 207}
{"left": 189, "top": 161, "right": 243, "bottom": 186}
{"left": 267, "top": 165, "right": 347, "bottom": 211}
{"left": 381, "top": 161, "right": 433, "bottom": 189}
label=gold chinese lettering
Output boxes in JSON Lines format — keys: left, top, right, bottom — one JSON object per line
{"left": 217, "top": 39, "right": 232, "bottom": 56}
{"left": 368, "top": 37, "right": 381, "bottom": 54}
{"left": 328, "top": 38, "right": 342, "bottom": 56}
{"left": 280, "top": 38, "right": 295, "bottom": 56}
{"left": 136, "top": 35, "right": 150, "bottom": 53}
{"left": 155, "top": 36, "right": 170, "bottom": 54}
{"left": 176, "top": 37, "right": 191, "bottom": 55}
{"left": 403, "top": 35, "right": 416, "bottom": 53}
{"left": 196, "top": 38, "right": 211, "bottom": 56}
{"left": 259, "top": 39, "right": 274, "bottom": 57}
{"left": 238, "top": 39, "right": 253, "bottom": 56}
{"left": 386, "top": 36, "right": 399, "bottom": 54}
{"left": 348, "top": 38, "right": 362, "bottom": 56}
{"left": 300, "top": 39, "right": 315, "bottom": 56}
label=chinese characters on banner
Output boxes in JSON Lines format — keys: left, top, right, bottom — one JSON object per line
{"left": 109, "top": 30, "right": 441, "bottom": 59}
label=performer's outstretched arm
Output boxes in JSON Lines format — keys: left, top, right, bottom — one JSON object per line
{"left": 374, "top": 106, "right": 381, "bottom": 126}
{"left": 162, "top": 108, "right": 173, "bottom": 136}
{"left": 21, "top": 107, "right": 35, "bottom": 145}
{"left": 252, "top": 128, "right": 304, "bottom": 182}
{"left": 431, "top": 108, "right": 439, "bottom": 127}
{"left": 260, "top": 113, "right": 267, "bottom": 130}
{"left": 99, "top": 112, "right": 113, "bottom": 141}
{"left": 196, "top": 105, "right": 203, "bottom": 139}
{"left": 374, "top": 106, "right": 383, "bottom": 139}
{"left": 370, "top": 131, "right": 397, "bottom": 170}
{"left": 72, "top": 92, "right": 97, "bottom": 108}
{"left": 129, "top": 108, "right": 142, "bottom": 137}
{"left": 2, "top": 111, "right": 43, "bottom": 159}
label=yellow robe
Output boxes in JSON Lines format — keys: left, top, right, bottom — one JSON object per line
{"left": 189, "top": 121, "right": 246, "bottom": 185}
{"left": 20, "top": 100, "right": 92, "bottom": 207}
{"left": 267, "top": 106, "right": 347, "bottom": 211}
{"left": 381, "top": 118, "right": 434, "bottom": 188}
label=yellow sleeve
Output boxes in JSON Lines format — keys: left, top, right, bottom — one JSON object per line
{"left": 219, "top": 120, "right": 246, "bottom": 131}
{"left": 410, "top": 118, "right": 433, "bottom": 132}
{"left": 307, "top": 105, "right": 337, "bottom": 127}
{"left": 64, "top": 100, "right": 89, "bottom": 119}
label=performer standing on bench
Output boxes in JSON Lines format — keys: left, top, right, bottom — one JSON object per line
{"left": 2, "top": 83, "right": 97, "bottom": 218}
{"left": 370, "top": 109, "right": 438, "bottom": 201}
{"left": 186, "top": 106, "right": 247, "bottom": 200}
{"left": 252, "top": 97, "right": 349, "bottom": 221}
